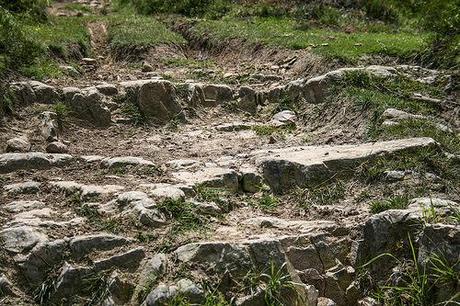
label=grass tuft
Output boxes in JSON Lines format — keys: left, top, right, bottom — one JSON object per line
{"left": 370, "top": 195, "right": 410, "bottom": 214}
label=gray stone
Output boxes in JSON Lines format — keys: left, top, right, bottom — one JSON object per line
{"left": 174, "top": 242, "right": 253, "bottom": 277}
{"left": 240, "top": 167, "right": 263, "bottom": 193}
{"left": 238, "top": 86, "right": 258, "bottom": 114}
{"left": 18, "top": 239, "right": 67, "bottom": 286}
{"left": 39, "top": 111, "right": 60, "bottom": 142}
{"left": 384, "top": 170, "right": 407, "bottom": 181}
{"left": 4, "top": 181, "right": 41, "bottom": 194}
{"left": 0, "top": 152, "right": 74, "bottom": 173}
{"left": 166, "top": 159, "right": 201, "bottom": 170}
{"left": 271, "top": 110, "right": 297, "bottom": 127}
{"left": 93, "top": 247, "right": 145, "bottom": 272}
{"left": 28, "top": 81, "right": 60, "bottom": 104}
{"left": 69, "top": 234, "right": 131, "bottom": 259}
{"left": 137, "top": 80, "right": 183, "bottom": 124}
{"left": 318, "top": 297, "right": 337, "bottom": 306}
{"left": 358, "top": 297, "right": 379, "bottom": 306}
{"left": 176, "top": 278, "right": 204, "bottom": 303}
{"left": 142, "top": 62, "right": 154, "bottom": 72}
{"left": 149, "top": 186, "right": 185, "bottom": 201}
{"left": 254, "top": 137, "right": 437, "bottom": 193}
{"left": 172, "top": 167, "right": 239, "bottom": 192}
{"left": 96, "top": 84, "right": 118, "bottom": 96}
{"left": 9, "top": 82, "right": 36, "bottom": 105}
{"left": 4, "top": 200, "right": 45, "bottom": 213}
{"left": 62, "top": 87, "right": 81, "bottom": 103}
{"left": 101, "top": 156, "right": 155, "bottom": 169}
{"left": 381, "top": 108, "right": 425, "bottom": 121}
{"left": 69, "top": 87, "right": 111, "bottom": 127}
{"left": 358, "top": 208, "right": 424, "bottom": 276}
{"left": 235, "top": 289, "right": 265, "bottom": 306}
{"left": 0, "top": 226, "right": 47, "bottom": 253}
{"left": 287, "top": 66, "right": 396, "bottom": 103}
{"left": 60, "top": 65, "right": 80, "bottom": 77}
{"left": 131, "top": 253, "right": 168, "bottom": 304}
{"left": 6, "top": 137, "right": 31, "bottom": 153}
{"left": 145, "top": 283, "right": 177, "bottom": 306}
{"left": 114, "top": 191, "right": 166, "bottom": 227}
{"left": 46, "top": 141, "right": 69, "bottom": 153}
{"left": 215, "top": 122, "right": 254, "bottom": 132}
{"left": 51, "top": 262, "right": 92, "bottom": 301}
{"left": 201, "top": 83, "right": 233, "bottom": 104}
{"left": 192, "top": 201, "right": 222, "bottom": 216}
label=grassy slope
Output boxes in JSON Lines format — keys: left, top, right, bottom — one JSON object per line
{"left": 107, "top": 14, "right": 185, "bottom": 51}
{"left": 192, "top": 17, "right": 432, "bottom": 62}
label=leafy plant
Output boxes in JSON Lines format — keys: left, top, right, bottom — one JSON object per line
{"left": 362, "top": 235, "right": 459, "bottom": 305}
{"left": 260, "top": 262, "right": 295, "bottom": 306}
{"left": 82, "top": 272, "right": 112, "bottom": 306}
{"left": 53, "top": 102, "right": 70, "bottom": 128}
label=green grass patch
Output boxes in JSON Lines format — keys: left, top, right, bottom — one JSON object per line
{"left": 251, "top": 193, "right": 280, "bottom": 212}
{"left": 252, "top": 124, "right": 295, "bottom": 136}
{"left": 63, "top": 3, "right": 93, "bottom": 13}
{"left": 108, "top": 14, "right": 185, "bottom": 52}
{"left": 293, "top": 180, "right": 346, "bottom": 208}
{"left": 370, "top": 195, "right": 410, "bottom": 214}
{"left": 20, "top": 58, "right": 63, "bottom": 79}
{"left": 356, "top": 146, "right": 460, "bottom": 195}
{"left": 374, "top": 119, "right": 460, "bottom": 153}
{"left": 192, "top": 17, "right": 432, "bottom": 62}
{"left": 157, "top": 198, "right": 209, "bottom": 234}
{"left": 25, "top": 16, "right": 90, "bottom": 59}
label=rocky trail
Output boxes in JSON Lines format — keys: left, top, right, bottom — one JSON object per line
{"left": 0, "top": 1, "right": 459, "bottom": 305}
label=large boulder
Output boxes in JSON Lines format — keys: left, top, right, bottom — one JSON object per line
{"left": 237, "top": 86, "right": 258, "bottom": 114}
{"left": 69, "top": 87, "right": 111, "bottom": 127}
{"left": 137, "top": 80, "right": 184, "bottom": 123}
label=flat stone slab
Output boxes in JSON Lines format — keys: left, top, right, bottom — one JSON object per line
{"left": 253, "top": 137, "right": 437, "bottom": 192}
{"left": 101, "top": 156, "right": 155, "bottom": 169}
{"left": 172, "top": 167, "right": 239, "bottom": 191}
{"left": 0, "top": 153, "right": 74, "bottom": 173}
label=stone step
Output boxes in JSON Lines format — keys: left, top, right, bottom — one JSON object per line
{"left": 252, "top": 137, "right": 437, "bottom": 193}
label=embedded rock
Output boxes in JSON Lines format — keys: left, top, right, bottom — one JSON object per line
{"left": 69, "top": 87, "right": 111, "bottom": 127}
{"left": 0, "top": 152, "right": 74, "bottom": 173}
{"left": 271, "top": 110, "right": 297, "bottom": 127}
{"left": 238, "top": 86, "right": 258, "bottom": 114}
{"left": 69, "top": 234, "right": 131, "bottom": 259}
{"left": 0, "top": 226, "right": 47, "bottom": 253}
{"left": 46, "top": 141, "right": 69, "bottom": 153}
{"left": 137, "top": 80, "right": 184, "bottom": 123}
{"left": 4, "top": 181, "right": 41, "bottom": 195}
{"left": 172, "top": 167, "right": 239, "bottom": 191}
{"left": 101, "top": 156, "right": 155, "bottom": 169}
{"left": 254, "top": 137, "right": 437, "bottom": 193}
{"left": 5, "top": 137, "right": 31, "bottom": 153}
